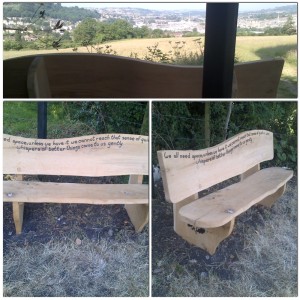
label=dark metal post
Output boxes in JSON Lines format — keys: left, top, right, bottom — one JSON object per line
{"left": 202, "top": 3, "right": 239, "bottom": 98}
{"left": 37, "top": 101, "right": 47, "bottom": 138}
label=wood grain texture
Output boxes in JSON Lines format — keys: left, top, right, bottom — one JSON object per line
{"left": 158, "top": 130, "right": 274, "bottom": 203}
{"left": 125, "top": 174, "right": 149, "bottom": 232}
{"left": 4, "top": 54, "right": 283, "bottom": 98}
{"left": 179, "top": 167, "right": 293, "bottom": 228}
{"left": 3, "top": 134, "right": 148, "bottom": 176}
{"left": 4, "top": 181, "right": 148, "bottom": 204}
{"left": 174, "top": 195, "right": 235, "bottom": 254}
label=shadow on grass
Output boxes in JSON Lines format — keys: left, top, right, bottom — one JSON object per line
{"left": 254, "top": 43, "right": 297, "bottom": 61}
{"left": 254, "top": 43, "right": 297, "bottom": 97}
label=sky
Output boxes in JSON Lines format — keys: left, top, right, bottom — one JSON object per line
{"left": 61, "top": 2, "right": 295, "bottom": 12}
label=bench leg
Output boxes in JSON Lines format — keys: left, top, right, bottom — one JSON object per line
{"left": 125, "top": 174, "right": 148, "bottom": 232}
{"left": 12, "top": 202, "right": 24, "bottom": 234}
{"left": 258, "top": 184, "right": 286, "bottom": 208}
{"left": 174, "top": 195, "right": 235, "bottom": 255}
{"left": 125, "top": 204, "right": 149, "bottom": 233}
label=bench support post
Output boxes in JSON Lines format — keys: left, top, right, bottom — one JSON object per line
{"left": 258, "top": 184, "right": 286, "bottom": 208}
{"left": 174, "top": 194, "right": 235, "bottom": 255}
{"left": 11, "top": 175, "right": 25, "bottom": 234}
{"left": 240, "top": 164, "right": 260, "bottom": 181}
{"left": 125, "top": 175, "right": 148, "bottom": 232}
{"left": 13, "top": 202, "right": 24, "bottom": 234}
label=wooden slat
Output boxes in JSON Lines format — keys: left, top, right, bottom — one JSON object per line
{"left": 4, "top": 181, "right": 148, "bottom": 205}
{"left": 235, "top": 58, "right": 284, "bottom": 98}
{"left": 158, "top": 130, "right": 273, "bottom": 203}
{"left": 3, "top": 134, "right": 148, "bottom": 176}
{"left": 179, "top": 167, "right": 293, "bottom": 228}
{"left": 4, "top": 54, "right": 283, "bottom": 98}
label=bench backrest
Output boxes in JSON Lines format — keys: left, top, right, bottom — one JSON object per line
{"left": 157, "top": 130, "right": 273, "bottom": 203}
{"left": 3, "top": 133, "right": 148, "bottom": 177}
{"left": 4, "top": 54, "right": 283, "bottom": 98}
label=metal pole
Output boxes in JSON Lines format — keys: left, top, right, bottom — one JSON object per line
{"left": 202, "top": 3, "right": 239, "bottom": 98}
{"left": 37, "top": 101, "right": 47, "bottom": 138}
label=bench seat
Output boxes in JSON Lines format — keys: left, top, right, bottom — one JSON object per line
{"left": 179, "top": 167, "right": 293, "bottom": 228}
{"left": 3, "top": 181, "right": 148, "bottom": 205}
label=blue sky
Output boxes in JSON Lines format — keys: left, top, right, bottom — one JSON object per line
{"left": 61, "top": 2, "right": 295, "bottom": 12}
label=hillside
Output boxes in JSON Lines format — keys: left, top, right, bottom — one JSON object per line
{"left": 3, "top": 3, "right": 99, "bottom": 22}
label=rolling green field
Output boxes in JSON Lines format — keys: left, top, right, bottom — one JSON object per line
{"left": 3, "top": 35, "right": 297, "bottom": 97}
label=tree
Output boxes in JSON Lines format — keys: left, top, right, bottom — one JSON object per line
{"left": 73, "top": 18, "right": 98, "bottom": 46}
{"left": 282, "top": 15, "right": 296, "bottom": 35}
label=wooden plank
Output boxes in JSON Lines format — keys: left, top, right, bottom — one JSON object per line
{"left": 4, "top": 181, "right": 148, "bottom": 205}
{"left": 3, "top": 134, "right": 148, "bottom": 176}
{"left": 4, "top": 54, "right": 283, "bottom": 98}
{"left": 158, "top": 130, "right": 274, "bottom": 203}
{"left": 44, "top": 53, "right": 203, "bottom": 98}
{"left": 125, "top": 175, "right": 149, "bottom": 232}
{"left": 179, "top": 167, "right": 293, "bottom": 228}
{"left": 235, "top": 58, "right": 284, "bottom": 98}
{"left": 174, "top": 195, "right": 235, "bottom": 254}
{"left": 12, "top": 202, "right": 24, "bottom": 234}
{"left": 27, "top": 57, "right": 52, "bottom": 98}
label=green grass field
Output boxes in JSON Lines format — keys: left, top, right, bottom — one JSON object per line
{"left": 3, "top": 35, "right": 297, "bottom": 97}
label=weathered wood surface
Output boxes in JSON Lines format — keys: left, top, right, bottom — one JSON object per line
{"left": 3, "top": 134, "right": 148, "bottom": 176}
{"left": 179, "top": 167, "right": 293, "bottom": 228}
{"left": 158, "top": 130, "right": 273, "bottom": 203}
{"left": 4, "top": 54, "right": 283, "bottom": 98}
{"left": 3, "top": 181, "right": 148, "bottom": 204}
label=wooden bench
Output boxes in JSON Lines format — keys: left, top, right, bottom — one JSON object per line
{"left": 157, "top": 130, "right": 293, "bottom": 255}
{"left": 3, "top": 53, "right": 284, "bottom": 98}
{"left": 3, "top": 133, "right": 149, "bottom": 234}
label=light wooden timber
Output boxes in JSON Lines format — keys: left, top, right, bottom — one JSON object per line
{"left": 125, "top": 175, "right": 149, "bottom": 232}
{"left": 3, "top": 181, "right": 148, "bottom": 205}
{"left": 4, "top": 54, "right": 283, "bottom": 98}
{"left": 179, "top": 167, "right": 293, "bottom": 228}
{"left": 158, "top": 130, "right": 273, "bottom": 203}
{"left": 4, "top": 133, "right": 149, "bottom": 234}
{"left": 158, "top": 130, "right": 293, "bottom": 254}
{"left": 3, "top": 134, "right": 148, "bottom": 176}
{"left": 174, "top": 194, "right": 235, "bottom": 255}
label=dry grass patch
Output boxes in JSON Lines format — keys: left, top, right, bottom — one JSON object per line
{"left": 156, "top": 179, "right": 297, "bottom": 297}
{"left": 4, "top": 231, "right": 149, "bottom": 297}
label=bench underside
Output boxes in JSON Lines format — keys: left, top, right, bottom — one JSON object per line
{"left": 179, "top": 167, "right": 293, "bottom": 228}
{"left": 4, "top": 181, "right": 148, "bottom": 205}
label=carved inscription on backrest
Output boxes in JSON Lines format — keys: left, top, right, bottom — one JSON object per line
{"left": 157, "top": 130, "right": 273, "bottom": 203}
{"left": 4, "top": 133, "right": 148, "bottom": 177}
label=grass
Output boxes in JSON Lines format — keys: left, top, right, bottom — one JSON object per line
{"left": 154, "top": 179, "right": 297, "bottom": 297}
{"left": 4, "top": 231, "right": 149, "bottom": 297}
{"left": 3, "top": 101, "right": 97, "bottom": 138}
